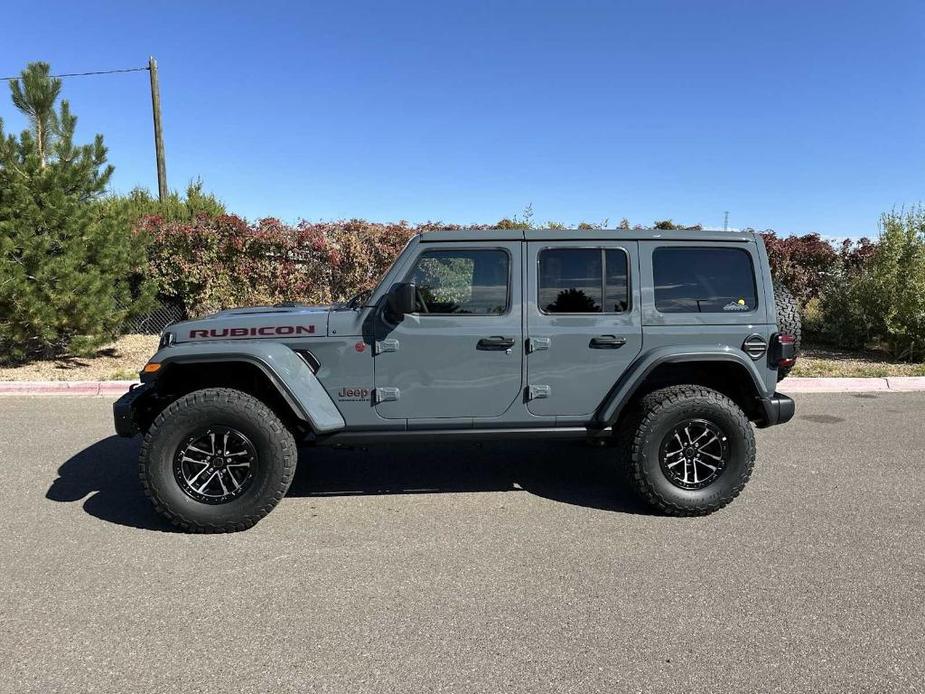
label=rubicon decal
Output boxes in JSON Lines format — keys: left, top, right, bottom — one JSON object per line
{"left": 189, "top": 325, "right": 316, "bottom": 338}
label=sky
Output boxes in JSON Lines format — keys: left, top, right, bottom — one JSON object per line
{"left": 1, "top": 0, "right": 923, "bottom": 237}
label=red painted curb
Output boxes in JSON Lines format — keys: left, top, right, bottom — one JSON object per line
{"left": 98, "top": 381, "right": 139, "bottom": 395}
{"left": 0, "top": 380, "right": 137, "bottom": 396}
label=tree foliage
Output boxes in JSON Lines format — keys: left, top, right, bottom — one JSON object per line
{"left": 9, "top": 63, "right": 61, "bottom": 168}
{"left": 0, "top": 62, "right": 152, "bottom": 363}
{"left": 97, "top": 179, "right": 225, "bottom": 227}
{"left": 653, "top": 219, "right": 702, "bottom": 231}
{"left": 856, "top": 208, "right": 925, "bottom": 359}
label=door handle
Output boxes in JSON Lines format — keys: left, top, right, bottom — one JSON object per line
{"left": 477, "top": 336, "right": 516, "bottom": 351}
{"left": 589, "top": 335, "right": 627, "bottom": 349}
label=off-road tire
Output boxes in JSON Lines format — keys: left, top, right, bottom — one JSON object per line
{"left": 775, "top": 285, "right": 801, "bottom": 381}
{"left": 139, "top": 388, "right": 297, "bottom": 533}
{"left": 618, "top": 385, "right": 755, "bottom": 516}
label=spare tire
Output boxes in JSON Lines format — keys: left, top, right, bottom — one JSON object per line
{"left": 774, "top": 286, "right": 801, "bottom": 381}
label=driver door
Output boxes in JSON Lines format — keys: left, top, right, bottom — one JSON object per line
{"left": 373, "top": 243, "right": 523, "bottom": 420}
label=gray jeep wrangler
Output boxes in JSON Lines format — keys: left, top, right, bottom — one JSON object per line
{"left": 114, "top": 228, "right": 798, "bottom": 532}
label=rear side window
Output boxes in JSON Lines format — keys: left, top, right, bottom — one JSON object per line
{"left": 409, "top": 249, "right": 509, "bottom": 314}
{"left": 538, "top": 248, "right": 629, "bottom": 313}
{"left": 653, "top": 247, "right": 757, "bottom": 313}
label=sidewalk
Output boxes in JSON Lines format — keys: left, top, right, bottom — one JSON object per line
{"left": 778, "top": 376, "right": 925, "bottom": 393}
{"left": 2, "top": 377, "right": 925, "bottom": 396}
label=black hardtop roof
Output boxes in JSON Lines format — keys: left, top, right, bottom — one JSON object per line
{"left": 418, "top": 228, "right": 756, "bottom": 243}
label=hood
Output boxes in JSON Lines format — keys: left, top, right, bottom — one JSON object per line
{"left": 168, "top": 304, "right": 332, "bottom": 344}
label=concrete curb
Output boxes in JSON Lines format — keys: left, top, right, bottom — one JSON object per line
{"left": 2, "top": 377, "right": 925, "bottom": 396}
{"left": 0, "top": 380, "right": 138, "bottom": 396}
{"left": 778, "top": 376, "right": 925, "bottom": 393}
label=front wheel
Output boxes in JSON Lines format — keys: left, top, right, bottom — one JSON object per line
{"left": 139, "top": 388, "right": 297, "bottom": 532}
{"left": 620, "top": 385, "right": 755, "bottom": 515}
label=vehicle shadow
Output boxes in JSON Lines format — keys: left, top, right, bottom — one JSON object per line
{"left": 46, "top": 436, "right": 172, "bottom": 531}
{"left": 47, "top": 437, "right": 652, "bottom": 531}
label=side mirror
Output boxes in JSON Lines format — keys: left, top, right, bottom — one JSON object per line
{"left": 386, "top": 282, "right": 417, "bottom": 317}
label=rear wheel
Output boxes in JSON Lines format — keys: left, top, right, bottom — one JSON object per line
{"left": 619, "top": 385, "right": 755, "bottom": 515}
{"left": 139, "top": 388, "right": 297, "bottom": 532}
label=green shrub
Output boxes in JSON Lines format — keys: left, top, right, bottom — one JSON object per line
{"left": 97, "top": 180, "right": 225, "bottom": 227}
{"left": 801, "top": 296, "right": 823, "bottom": 337}
{"left": 813, "top": 208, "right": 925, "bottom": 359}
{"left": 816, "top": 270, "right": 872, "bottom": 350}
{"left": 0, "top": 63, "right": 152, "bottom": 363}
{"left": 858, "top": 208, "right": 925, "bottom": 360}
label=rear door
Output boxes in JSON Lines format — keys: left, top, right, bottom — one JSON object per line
{"left": 525, "top": 241, "right": 642, "bottom": 417}
{"left": 638, "top": 240, "right": 773, "bottom": 386}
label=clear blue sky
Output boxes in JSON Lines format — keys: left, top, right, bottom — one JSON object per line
{"left": 2, "top": 1, "right": 922, "bottom": 236}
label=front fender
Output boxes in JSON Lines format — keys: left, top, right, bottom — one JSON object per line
{"left": 594, "top": 346, "right": 771, "bottom": 428}
{"left": 148, "top": 341, "right": 346, "bottom": 433}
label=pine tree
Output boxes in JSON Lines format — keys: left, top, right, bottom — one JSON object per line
{"left": 0, "top": 62, "right": 152, "bottom": 363}
{"left": 9, "top": 63, "right": 61, "bottom": 168}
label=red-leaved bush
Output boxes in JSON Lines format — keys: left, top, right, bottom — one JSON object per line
{"left": 140, "top": 215, "right": 881, "bottom": 329}
{"left": 757, "top": 231, "right": 876, "bottom": 303}
{"left": 759, "top": 232, "right": 839, "bottom": 302}
{"left": 138, "top": 215, "right": 424, "bottom": 315}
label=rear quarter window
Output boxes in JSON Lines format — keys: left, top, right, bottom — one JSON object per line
{"left": 653, "top": 247, "right": 757, "bottom": 313}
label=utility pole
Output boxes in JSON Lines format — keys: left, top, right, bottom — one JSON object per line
{"left": 723, "top": 211, "right": 729, "bottom": 231}
{"left": 148, "top": 56, "right": 168, "bottom": 201}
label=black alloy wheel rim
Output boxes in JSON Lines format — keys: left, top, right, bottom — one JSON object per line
{"left": 658, "top": 418, "right": 729, "bottom": 490}
{"left": 173, "top": 426, "right": 257, "bottom": 504}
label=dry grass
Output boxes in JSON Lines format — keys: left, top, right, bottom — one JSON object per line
{"left": 791, "top": 345, "right": 925, "bottom": 378}
{"left": 0, "top": 334, "right": 159, "bottom": 382}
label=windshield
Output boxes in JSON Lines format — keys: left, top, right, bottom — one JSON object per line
{"left": 335, "top": 235, "right": 418, "bottom": 310}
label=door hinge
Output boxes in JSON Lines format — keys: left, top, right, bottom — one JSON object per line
{"left": 527, "top": 336, "right": 550, "bottom": 353}
{"left": 374, "top": 338, "right": 400, "bottom": 355}
{"left": 374, "top": 387, "right": 400, "bottom": 403}
{"left": 527, "top": 384, "right": 551, "bottom": 400}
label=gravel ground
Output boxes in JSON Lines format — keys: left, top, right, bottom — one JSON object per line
{"left": 791, "top": 345, "right": 925, "bottom": 377}
{"left": 0, "top": 335, "right": 158, "bottom": 381}
{"left": 0, "top": 393, "right": 922, "bottom": 693}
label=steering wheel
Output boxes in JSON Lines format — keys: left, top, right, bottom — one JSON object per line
{"left": 415, "top": 287, "right": 430, "bottom": 313}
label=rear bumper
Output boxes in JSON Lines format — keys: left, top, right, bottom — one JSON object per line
{"left": 757, "top": 392, "right": 795, "bottom": 428}
{"left": 113, "top": 382, "right": 154, "bottom": 437}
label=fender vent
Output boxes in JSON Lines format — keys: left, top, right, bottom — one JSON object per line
{"left": 743, "top": 334, "right": 768, "bottom": 360}
{"left": 295, "top": 350, "right": 321, "bottom": 373}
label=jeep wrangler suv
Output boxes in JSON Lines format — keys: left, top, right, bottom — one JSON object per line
{"left": 114, "top": 228, "right": 798, "bottom": 532}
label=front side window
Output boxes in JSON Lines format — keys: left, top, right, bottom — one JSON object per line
{"left": 409, "top": 249, "right": 509, "bottom": 314}
{"left": 538, "top": 248, "right": 629, "bottom": 313}
{"left": 653, "top": 247, "right": 757, "bottom": 313}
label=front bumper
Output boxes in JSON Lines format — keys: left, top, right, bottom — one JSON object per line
{"left": 113, "top": 382, "right": 155, "bottom": 437}
{"left": 757, "top": 392, "right": 795, "bottom": 428}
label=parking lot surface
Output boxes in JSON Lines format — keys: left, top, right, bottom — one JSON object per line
{"left": 0, "top": 393, "right": 922, "bottom": 693}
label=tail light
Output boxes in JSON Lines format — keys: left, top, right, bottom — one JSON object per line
{"left": 773, "top": 333, "right": 796, "bottom": 367}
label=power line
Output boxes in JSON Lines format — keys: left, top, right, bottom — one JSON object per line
{"left": 0, "top": 66, "right": 148, "bottom": 82}
{"left": 2, "top": 58, "right": 167, "bottom": 201}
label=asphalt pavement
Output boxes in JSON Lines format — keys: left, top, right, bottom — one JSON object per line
{"left": 0, "top": 393, "right": 922, "bottom": 693}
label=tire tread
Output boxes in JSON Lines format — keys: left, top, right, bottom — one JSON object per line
{"left": 138, "top": 387, "right": 297, "bottom": 533}
{"left": 775, "top": 286, "right": 802, "bottom": 382}
{"left": 620, "top": 384, "right": 756, "bottom": 516}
